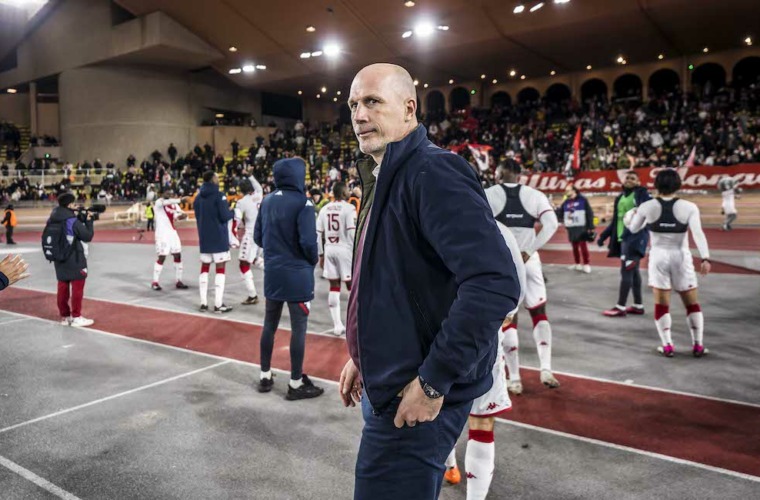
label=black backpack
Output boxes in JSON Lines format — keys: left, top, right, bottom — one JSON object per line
{"left": 41, "top": 220, "right": 73, "bottom": 262}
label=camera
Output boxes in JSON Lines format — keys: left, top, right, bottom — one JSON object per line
{"left": 75, "top": 204, "right": 107, "bottom": 222}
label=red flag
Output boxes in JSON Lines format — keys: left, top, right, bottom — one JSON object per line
{"left": 684, "top": 146, "right": 696, "bottom": 167}
{"left": 572, "top": 125, "right": 582, "bottom": 171}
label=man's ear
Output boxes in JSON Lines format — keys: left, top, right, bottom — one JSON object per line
{"left": 405, "top": 98, "right": 417, "bottom": 122}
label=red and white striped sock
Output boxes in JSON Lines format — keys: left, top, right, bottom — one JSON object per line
{"left": 686, "top": 303, "right": 704, "bottom": 345}
{"left": 654, "top": 304, "right": 673, "bottom": 346}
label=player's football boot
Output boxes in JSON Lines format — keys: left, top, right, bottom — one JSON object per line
{"left": 657, "top": 344, "right": 675, "bottom": 357}
{"left": 541, "top": 370, "right": 560, "bottom": 388}
{"left": 444, "top": 466, "right": 461, "bottom": 485}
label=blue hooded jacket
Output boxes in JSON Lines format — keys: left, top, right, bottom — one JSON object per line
{"left": 194, "top": 182, "right": 234, "bottom": 254}
{"left": 254, "top": 158, "right": 318, "bottom": 302}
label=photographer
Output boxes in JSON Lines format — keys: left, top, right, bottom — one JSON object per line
{"left": 47, "top": 192, "right": 96, "bottom": 327}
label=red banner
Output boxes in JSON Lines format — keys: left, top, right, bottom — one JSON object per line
{"left": 518, "top": 164, "right": 760, "bottom": 194}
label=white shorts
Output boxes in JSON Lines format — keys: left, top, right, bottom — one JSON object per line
{"left": 323, "top": 245, "right": 352, "bottom": 282}
{"left": 155, "top": 231, "right": 181, "bottom": 256}
{"left": 471, "top": 329, "right": 512, "bottom": 417}
{"left": 648, "top": 248, "right": 698, "bottom": 292}
{"left": 200, "top": 251, "right": 231, "bottom": 264}
{"left": 524, "top": 252, "right": 547, "bottom": 310}
{"left": 722, "top": 201, "right": 736, "bottom": 215}
{"left": 238, "top": 231, "right": 260, "bottom": 263}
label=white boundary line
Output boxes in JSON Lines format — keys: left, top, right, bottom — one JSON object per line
{"left": 14, "top": 285, "right": 340, "bottom": 339}
{"left": 0, "top": 317, "right": 32, "bottom": 327}
{"left": 2, "top": 311, "right": 760, "bottom": 484}
{"left": 0, "top": 454, "right": 81, "bottom": 500}
{"left": 517, "top": 366, "right": 760, "bottom": 409}
{"left": 0, "top": 359, "right": 229, "bottom": 435}
{"left": 495, "top": 419, "right": 760, "bottom": 484}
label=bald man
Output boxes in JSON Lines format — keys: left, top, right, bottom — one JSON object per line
{"left": 339, "top": 63, "right": 521, "bottom": 499}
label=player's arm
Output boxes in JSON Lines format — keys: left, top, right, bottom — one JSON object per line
{"left": 686, "top": 203, "right": 710, "bottom": 261}
{"left": 316, "top": 209, "right": 326, "bottom": 256}
{"left": 344, "top": 205, "right": 357, "bottom": 244}
{"left": 528, "top": 193, "right": 559, "bottom": 254}
{"left": 625, "top": 201, "right": 652, "bottom": 234}
{"left": 249, "top": 175, "right": 264, "bottom": 198}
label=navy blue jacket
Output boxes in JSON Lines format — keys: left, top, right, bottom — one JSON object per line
{"left": 194, "top": 182, "right": 234, "bottom": 254}
{"left": 598, "top": 186, "right": 651, "bottom": 259}
{"left": 254, "top": 158, "right": 318, "bottom": 303}
{"left": 353, "top": 125, "right": 521, "bottom": 410}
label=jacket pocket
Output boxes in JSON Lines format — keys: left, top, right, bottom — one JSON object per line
{"left": 408, "top": 290, "right": 435, "bottom": 347}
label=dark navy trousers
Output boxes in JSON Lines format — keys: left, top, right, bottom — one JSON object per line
{"left": 354, "top": 395, "right": 471, "bottom": 500}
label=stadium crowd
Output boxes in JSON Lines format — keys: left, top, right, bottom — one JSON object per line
{"left": 1, "top": 85, "right": 759, "bottom": 206}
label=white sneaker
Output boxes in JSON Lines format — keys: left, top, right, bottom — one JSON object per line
{"left": 70, "top": 316, "right": 94, "bottom": 328}
{"left": 582, "top": 265, "right": 591, "bottom": 274}
{"left": 60, "top": 317, "right": 72, "bottom": 326}
{"left": 540, "top": 369, "right": 560, "bottom": 388}
{"left": 333, "top": 324, "right": 346, "bottom": 337}
{"left": 574, "top": 264, "right": 582, "bottom": 271}
{"left": 507, "top": 379, "right": 523, "bottom": 395}
{"left": 567, "top": 264, "right": 578, "bottom": 271}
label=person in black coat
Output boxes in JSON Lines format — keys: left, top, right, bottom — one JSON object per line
{"left": 597, "top": 171, "right": 651, "bottom": 316}
{"left": 556, "top": 185, "right": 595, "bottom": 273}
{"left": 48, "top": 192, "right": 95, "bottom": 327}
{"left": 253, "top": 157, "right": 323, "bottom": 400}
{"left": 168, "top": 143, "right": 178, "bottom": 163}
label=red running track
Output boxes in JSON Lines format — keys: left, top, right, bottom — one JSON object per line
{"left": 2, "top": 287, "right": 759, "bottom": 478}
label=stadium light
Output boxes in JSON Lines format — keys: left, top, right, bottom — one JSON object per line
{"left": 658, "top": 54, "right": 664, "bottom": 60}
{"left": 316, "top": 94, "right": 321, "bottom": 98}
{"left": 449, "top": 79, "right": 454, "bottom": 84}
{"left": 617, "top": 56, "right": 624, "bottom": 64}
{"left": 514, "top": 4, "right": 525, "bottom": 14}
{"left": 298, "top": 90, "right": 303, "bottom": 95}
{"left": 256, "top": 65, "right": 267, "bottom": 70}
{"left": 481, "top": 74, "right": 486, "bottom": 79}
{"left": 300, "top": 52, "right": 311, "bottom": 59}
{"left": 521, "top": 75, "right": 526, "bottom": 80}
{"left": 405, "top": 1, "right": 415, "bottom": 6}
{"left": 215, "top": 113, "right": 224, "bottom": 118}
{"left": 228, "top": 68, "right": 242, "bottom": 74}
{"left": 702, "top": 47, "right": 709, "bottom": 53}
{"left": 242, "top": 65, "right": 255, "bottom": 73}
{"left": 509, "top": 69, "right": 517, "bottom": 77}
{"left": 550, "top": 70, "right": 556, "bottom": 75}
{"left": 228, "top": 46, "right": 238, "bottom": 52}
{"left": 402, "top": 31, "right": 413, "bottom": 38}
{"left": 336, "top": 90, "right": 342, "bottom": 95}
{"left": 414, "top": 22, "right": 435, "bottom": 38}
{"left": 333, "top": 97, "right": 338, "bottom": 102}
{"left": 306, "top": 26, "right": 316, "bottom": 32}
{"left": 413, "top": 79, "right": 419, "bottom": 86}
{"left": 437, "top": 25, "right": 449, "bottom": 31}
{"left": 492, "top": 79, "right": 498, "bottom": 84}
{"left": 586, "top": 65, "right": 592, "bottom": 70}
{"left": 470, "top": 89, "right": 477, "bottom": 95}
{"left": 7, "top": 88, "right": 17, "bottom": 94}
{"left": 745, "top": 37, "right": 753, "bottom": 46}
{"left": 423, "top": 83, "right": 429, "bottom": 88}
{"left": 311, "top": 51, "right": 323, "bottom": 57}
{"left": 554, "top": 0, "right": 570, "bottom": 4}
{"left": 321, "top": 86, "right": 327, "bottom": 93}
{"left": 323, "top": 43, "right": 341, "bottom": 57}
{"left": 530, "top": 2, "right": 544, "bottom": 13}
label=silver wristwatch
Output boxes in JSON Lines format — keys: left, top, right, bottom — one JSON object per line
{"left": 418, "top": 376, "right": 443, "bottom": 399}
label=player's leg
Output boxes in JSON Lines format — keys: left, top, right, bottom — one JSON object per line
{"left": 673, "top": 252, "right": 705, "bottom": 357}
{"left": 679, "top": 288, "right": 706, "bottom": 357}
{"left": 173, "top": 253, "right": 187, "bottom": 288}
{"left": 628, "top": 259, "right": 645, "bottom": 314}
{"left": 570, "top": 241, "right": 581, "bottom": 270}
{"left": 258, "top": 299, "right": 284, "bottom": 392}
{"left": 653, "top": 288, "right": 674, "bottom": 356}
{"left": 213, "top": 257, "right": 232, "bottom": 313}
{"left": 152, "top": 254, "right": 166, "bottom": 290}
{"left": 239, "top": 233, "right": 258, "bottom": 304}
{"left": 501, "top": 316, "right": 521, "bottom": 395}
{"left": 198, "top": 257, "right": 211, "bottom": 311}
{"left": 328, "top": 279, "right": 344, "bottom": 336}
{"left": 725, "top": 212, "right": 737, "bottom": 230}
{"left": 604, "top": 257, "right": 635, "bottom": 316}
{"left": 69, "top": 279, "right": 93, "bottom": 327}
{"left": 529, "top": 303, "right": 559, "bottom": 388}
{"left": 465, "top": 417, "right": 496, "bottom": 500}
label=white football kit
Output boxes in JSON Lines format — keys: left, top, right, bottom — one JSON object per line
{"left": 316, "top": 200, "right": 357, "bottom": 281}
{"left": 235, "top": 176, "right": 264, "bottom": 263}
{"left": 627, "top": 197, "right": 710, "bottom": 291}
{"left": 470, "top": 226, "right": 526, "bottom": 417}
{"left": 485, "top": 183, "right": 558, "bottom": 309}
{"left": 154, "top": 198, "right": 184, "bottom": 256}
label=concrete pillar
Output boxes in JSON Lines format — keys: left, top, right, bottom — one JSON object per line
{"left": 29, "top": 81, "right": 38, "bottom": 136}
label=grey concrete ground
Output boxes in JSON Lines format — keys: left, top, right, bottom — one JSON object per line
{"left": 1, "top": 241, "right": 760, "bottom": 499}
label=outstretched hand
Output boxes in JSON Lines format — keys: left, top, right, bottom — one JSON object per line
{"left": 0, "top": 254, "right": 30, "bottom": 287}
